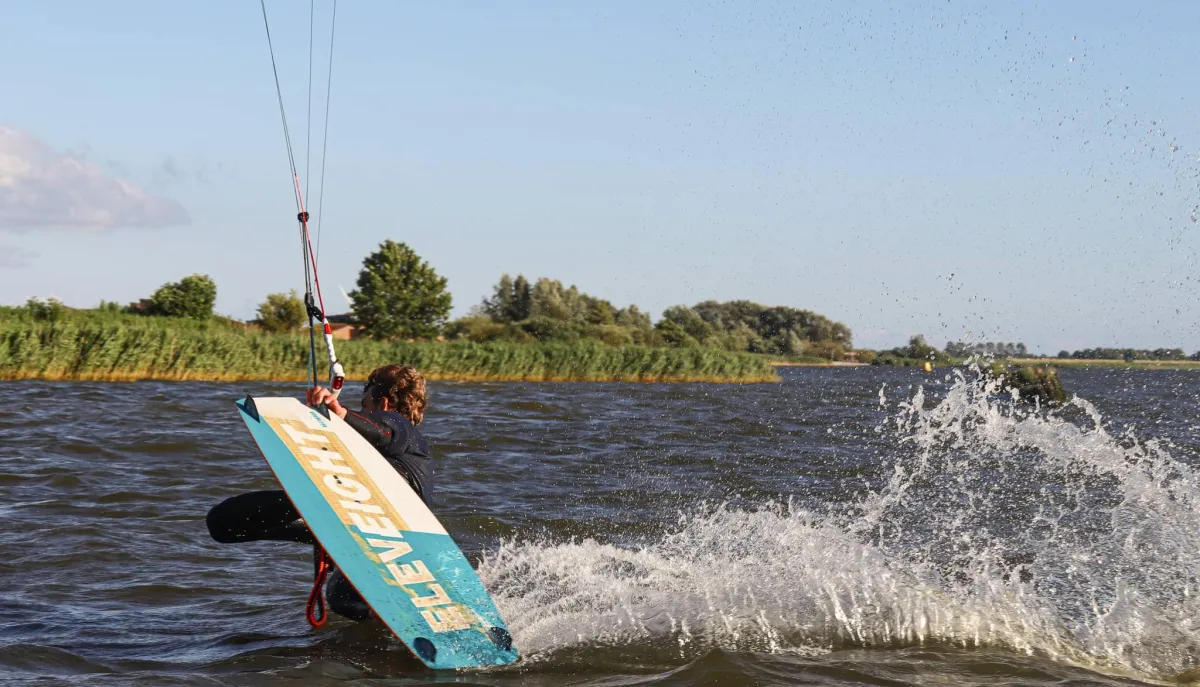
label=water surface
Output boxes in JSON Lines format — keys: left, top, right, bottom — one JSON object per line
{"left": 3, "top": 366, "right": 1199, "bottom": 685}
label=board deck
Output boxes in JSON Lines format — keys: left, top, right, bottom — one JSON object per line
{"left": 236, "top": 396, "right": 518, "bottom": 670}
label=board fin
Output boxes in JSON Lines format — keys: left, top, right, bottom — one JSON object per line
{"left": 239, "top": 395, "right": 261, "bottom": 423}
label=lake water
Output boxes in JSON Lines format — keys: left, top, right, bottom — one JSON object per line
{"left": 3, "top": 366, "right": 1200, "bottom": 686}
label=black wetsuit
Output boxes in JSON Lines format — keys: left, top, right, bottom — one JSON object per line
{"left": 207, "top": 408, "right": 433, "bottom": 622}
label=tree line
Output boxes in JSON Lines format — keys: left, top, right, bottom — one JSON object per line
{"left": 36, "top": 239, "right": 854, "bottom": 357}
{"left": 453, "top": 273, "right": 853, "bottom": 355}
{"left": 48, "top": 239, "right": 1196, "bottom": 363}
{"left": 945, "top": 341, "right": 1029, "bottom": 358}
{"left": 1055, "top": 348, "right": 1190, "bottom": 361}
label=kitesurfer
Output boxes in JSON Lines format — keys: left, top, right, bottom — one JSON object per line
{"left": 205, "top": 363, "right": 433, "bottom": 622}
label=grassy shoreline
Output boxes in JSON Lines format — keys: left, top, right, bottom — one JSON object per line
{"left": 771, "top": 356, "right": 1200, "bottom": 371}
{"left": 769, "top": 360, "right": 868, "bottom": 367}
{"left": 1009, "top": 357, "right": 1200, "bottom": 370}
{"left": 0, "top": 314, "right": 779, "bottom": 384}
{"left": 0, "top": 369, "right": 777, "bottom": 384}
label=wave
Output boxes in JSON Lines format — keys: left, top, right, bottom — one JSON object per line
{"left": 478, "top": 367, "right": 1200, "bottom": 681}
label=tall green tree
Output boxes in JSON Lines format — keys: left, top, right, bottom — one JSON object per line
{"left": 690, "top": 300, "right": 853, "bottom": 348}
{"left": 529, "top": 278, "right": 585, "bottom": 321}
{"left": 511, "top": 275, "right": 533, "bottom": 321}
{"left": 256, "top": 290, "right": 306, "bottom": 333}
{"left": 349, "top": 240, "right": 452, "bottom": 339}
{"left": 614, "top": 305, "right": 651, "bottom": 329}
{"left": 482, "top": 274, "right": 534, "bottom": 322}
{"left": 25, "top": 297, "right": 66, "bottom": 321}
{"left": 659, "top": 305, "right": 715, "bottom": 344}
{"left": 148, "top": 274, "right": 216, "bottom": 319}
{"left": 483, "top": 274, "right": 515, "bottom": 321}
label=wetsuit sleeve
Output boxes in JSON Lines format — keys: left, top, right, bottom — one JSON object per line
{"left": 342, "top": 409, "right": 394, "bottom": 451}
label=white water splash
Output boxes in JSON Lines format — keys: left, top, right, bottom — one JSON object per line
{"left": 479, "top": 370, "right": 1200, "bottom": 680}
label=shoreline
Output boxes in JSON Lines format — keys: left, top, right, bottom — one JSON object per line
{"left": 0, "top": 317, "right": 780, "bottom": 385}
{"left": 774, "top": 358, "right": 1200, "bottom": 371}
{"left": 770, "top": 361, "right": 869, "bottom": 367}
{"left": 1009, "top": 358, "right": 1200, "bottom": 370}
{"left": 0, "top": 369, "right": 780, "bottom": 385}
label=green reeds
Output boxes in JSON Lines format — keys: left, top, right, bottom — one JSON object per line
{"left": 988, "top": 362, "right": 1068, "bottom": 406}
{"left": 0, "top": 311, "right": 778, "bottom": 383}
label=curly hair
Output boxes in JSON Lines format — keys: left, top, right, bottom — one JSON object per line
{"left": 365, "top": 364, "right": 427, "bottom": 425}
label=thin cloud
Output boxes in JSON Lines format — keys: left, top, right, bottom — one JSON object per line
{"left": 0, "top": 126, "right": 190, "bottom": 231}
{"left": 0, "top": 245, "right": 37, "bottom": 268}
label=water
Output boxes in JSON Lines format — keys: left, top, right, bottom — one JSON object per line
{"left": 3, "top": 366, "right": 1200, "bottom": 686}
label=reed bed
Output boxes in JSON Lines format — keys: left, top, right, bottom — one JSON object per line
{"left": 0, "top": 314, "right": 778, "bottom": 383}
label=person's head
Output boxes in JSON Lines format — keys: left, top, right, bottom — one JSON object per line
{"left": 361, "top": 364, "right": 428, "bottom": 424}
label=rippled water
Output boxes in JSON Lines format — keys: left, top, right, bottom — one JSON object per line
{"left": 3, "top": 366, "right": 1200, "bottom": 686}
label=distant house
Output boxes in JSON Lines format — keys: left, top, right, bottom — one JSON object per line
{"left": 324, "top": 313, "right": 357, "bottom": 340}
{"left": 126, "top": 298, "right": 155, "bottom": 314}
{"left": 329, "top": 322, "right": 356, "bottom": 340}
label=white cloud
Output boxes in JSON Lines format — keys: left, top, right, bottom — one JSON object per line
{"left": 0, "top": 245, "right": 37, "bottom": 267}
{"left": 0, "top": 126, "right": 189, "bottom": 231}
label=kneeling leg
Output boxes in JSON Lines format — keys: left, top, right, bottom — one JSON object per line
{"left": 325, "top": 569, "right": 374, "bottom": 622}
{"left": 206, "top": 490, "right": 315, "bottom": 545}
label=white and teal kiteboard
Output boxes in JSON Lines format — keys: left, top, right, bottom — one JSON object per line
{"left": 237, "top": 395, "right": 518, "bottom": 670}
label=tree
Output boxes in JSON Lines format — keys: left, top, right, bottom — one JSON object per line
{"left": 690, "top": 299, "right": 853, "bottom": 348}
{"left": 147, "top": 274, "right": 216, "bottom": 319}
{"left": 482, "top": 274, "right": 537, "bottom": 323}
{"left": 656, "top": 320, "right": 700, "bottom": 348}
{"left": 944, "top": 341, "right": 969, "bottom": 357}
{"left": 349, "top": 240, "right": 452, "bottom": 339}
{"left": 25, "top": 297, "right": 66, "bottom": 321}
{"left": 782, "top": 330, "right": 807, "bottom": 356}
{"left": 615, "top": 305, "right": 651, "bottom": 329}
{"left": 256, "top": 290, "right": 306, "bottom": 333}
{"left": 511, "top": 276, "right": 533, "bottom": 321}
{"left": 904, "top": 335, "right": 940, "bottom": 360}
{"left": 659, "top": 305, "right": 715, "bottom": 344}
{"left": 584, "top": 297, "right": 618, "bottom": 325}
{"left": 529, "top": 278, "right": 586, "bottom": 321}
{"left": 482, "top": 274, "right": 515, "bottom": 321}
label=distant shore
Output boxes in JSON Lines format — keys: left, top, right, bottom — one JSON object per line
{"left": 1009, "top": 357, "right": 1200, "bottom": 370}
{"left": 770, "top": 361, "right": 869, "bottom": 367}
{"left": 0, "top": 369, "right": 779, "bottom": 384}
{"left": 773, "top": 357, "right": 1200, "bottom": 372}
{"left": 0, "top": 314, "right": 779, "bottom": 384}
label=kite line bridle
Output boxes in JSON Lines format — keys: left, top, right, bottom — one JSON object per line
{"left": 259, "top": 0, "right": 344, "bottom": 402}
{"left": 259, "top": 0, "right": 342, "bottom": 628}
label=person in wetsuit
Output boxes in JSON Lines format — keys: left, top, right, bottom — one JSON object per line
{"left": 206, "top": 363, "right": 433, "bottom": 622}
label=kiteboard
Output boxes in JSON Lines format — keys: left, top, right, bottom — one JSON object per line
{"left": 236, "top": 395, "right": 518, "bottom": 670}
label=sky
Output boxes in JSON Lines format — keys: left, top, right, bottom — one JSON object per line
{"left": 2, "top": 1, "right": 1198, "bottom": 353}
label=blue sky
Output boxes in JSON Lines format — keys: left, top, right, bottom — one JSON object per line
{"left": 2, "top": 1, "right": 1198, "bottom": 352}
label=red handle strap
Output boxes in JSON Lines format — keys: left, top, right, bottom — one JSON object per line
{"left": 306, "top": 546, "right": 333, "bottom": 628}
